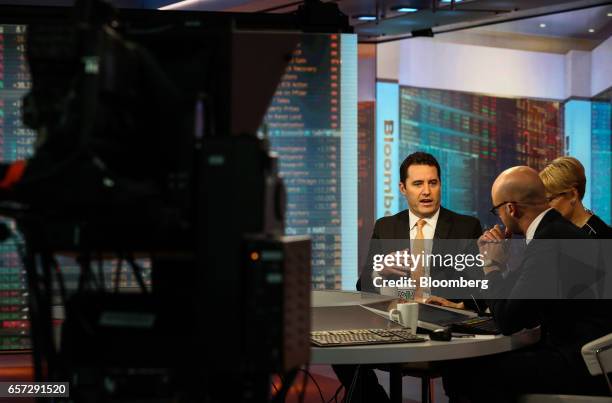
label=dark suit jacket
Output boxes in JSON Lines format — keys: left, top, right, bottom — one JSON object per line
{"left": 485, "top": 209, "right": 612, "bottom": 369}
{"left": 358, "top": 207, "right": 483, "bottom": 304}
{"left": 582, "top": 214, "right": 612, "bottom": 238}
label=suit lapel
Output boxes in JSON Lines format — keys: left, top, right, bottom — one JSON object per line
{"left": 433, "top": 207, "right": 452, "bottom": 254}
{"left": 512, "top": 210, "right": 557, "bottom": 272}
{"left": 394, "top": 210, "right": 411, "bottom": 240}
{"left": 533, "top": 209, "right": 558, "bottom": 239}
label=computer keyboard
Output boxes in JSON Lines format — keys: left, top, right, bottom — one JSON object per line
{"left": 311, "top": 329, "right": 426, "bottom": 347}
{"left": 451, "top": 316, "right": 501, "bottom": 335}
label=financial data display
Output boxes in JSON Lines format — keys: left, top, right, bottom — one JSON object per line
{"left": 264, "top": 34, "right": 357, "bottom": 290}
{"left": 0, "top": 24, "right": 33, "bottom": 350}
{"left": 564, "top": 99, "right": 612, "bottom": 225}
{"left": 398, "top": 86, "right": 564, "bottom": 227}
{"left": 266, "top": 35, "right": 340, "bottom": 132}
{"left": 0, "top": 24, "right": 34, "bottom": 162}
{"left": 591, "top": 101, "right": 611, "bottom": 224}
{"left": 0, "top": 24, "right": 152, "bottom": 350}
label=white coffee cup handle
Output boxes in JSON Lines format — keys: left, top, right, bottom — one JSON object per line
{"left": 389, "top": 308, "right": 402, "bottom": 323}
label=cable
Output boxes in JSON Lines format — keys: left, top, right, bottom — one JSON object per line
{"left": 23, "top": 248, "right": 45, "bottom": 381}
{"left": 298, "top": 367, "right": 325, "bottom": 403}
{"left": 271, "top": 368, "right": 298, "bottom": 403}
{"left": 39, "top": 251, "right": 59, "bottom": 374}
{"left": 97, "top": 252, "right": 105, "bottom": 291}
{"left": 326, "top": 384, "right": 343, "bottom": 403}
{"left": 113, "top": 254, "right": 123, "bottom": 292}
{"left": 271, "top": 379, "right": 279, "bottom": 394}
{"left": 77, "top": 253, "right": 100, "bottom": 292}
{"left": 344, "top": 365, "right": 360, "bottom": 403}
{"left": 298, "top": 365, "right": 309, "bottom": 403}
{"left": 52, "top": 257, "right": 67, "bottom": 306}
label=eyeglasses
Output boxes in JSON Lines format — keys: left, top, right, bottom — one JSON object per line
{"left": 489, "top": 201, "right": 514, "bottom": 217}
{"left": 489, "top": 200, "right": 546, "bottom": 216}
{"left": 546, "top": 191, "right": 569, "bottom": 202}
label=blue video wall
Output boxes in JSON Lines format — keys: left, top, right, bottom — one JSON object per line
{"left": 589, "top": 101, "right": 611, "bottom": 224}
{"left": 377, "top": 84, "right": 565, "bottom": 228}
{"left": 565, "top": 99, "right": 612, "bottom": 225}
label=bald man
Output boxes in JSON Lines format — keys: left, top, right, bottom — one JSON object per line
{"left": 443, "top": 166, "right": 612, "bottom": 402}
{"left": 487, "top": 166, "right": 549, "bottom": 238}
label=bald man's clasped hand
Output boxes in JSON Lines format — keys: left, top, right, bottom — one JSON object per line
{"left": 478, "top": 224, "right": 511, "bottom": 274}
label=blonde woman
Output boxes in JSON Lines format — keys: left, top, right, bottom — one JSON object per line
{"left": 539, "top": 156, "right": 611, "bottom": 238}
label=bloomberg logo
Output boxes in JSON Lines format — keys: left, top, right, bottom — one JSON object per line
{"left": 376, "top": 82, "right": 399, "bottom": 218}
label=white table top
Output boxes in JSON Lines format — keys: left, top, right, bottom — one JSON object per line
{"left": 312, "top": 289, "right": 396, "bottom": 307}
{"left": 310, "top": 290, "right": 541, "bottom": 365}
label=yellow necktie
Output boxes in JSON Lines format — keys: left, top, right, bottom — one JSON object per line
{"left": 413, "top": 219, "right": 426, "bottom": 300}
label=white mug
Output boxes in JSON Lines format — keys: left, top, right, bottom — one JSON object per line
{"left": 388, "top": 302, "right": 419, "bottom": 334}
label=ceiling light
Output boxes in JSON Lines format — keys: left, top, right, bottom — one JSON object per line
{"left": 159, "top": 0, "right": 201, "bottom": 10}
{"left": 441, "top": 0, "right": 463, "bottom": 3}
{"left": 588, "top": 28, "right": 595, "bottom": 33}
{"left": 539, "top": 23, "right": 547, "bottom": 28}
{"left": 353, "top": 15, "right": 377, "bottom": 21}
{"left": 607, "top": 12, "right": 612, "bottom": 17}
{"left": 394, "top": 7, "right": 419, "bottom": 13}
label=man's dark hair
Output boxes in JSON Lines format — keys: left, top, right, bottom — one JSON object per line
{"left": 399, "top": 152, "right": 441, "bottom": 183}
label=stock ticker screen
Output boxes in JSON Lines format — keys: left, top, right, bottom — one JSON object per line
{"left": 398, "top": 86, "right": 565, "bottom": 228}
{"left": 0, "top": 24, "right": 33, "bottom": 350}
{"left": 376, "top": 79, "right": 612, "bottom": 255}
{"left": 0, "top": 24, "right": 152, "bottom": 351}
{"left": 264, "top": 34, "right": 358, "bottom": 290}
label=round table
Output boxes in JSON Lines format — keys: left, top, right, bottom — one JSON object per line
{"left": 311, "top": 290, "right": 540, "bottom": 364}
{"left": 310, "top": 290, "right": 540, "bottom": 403}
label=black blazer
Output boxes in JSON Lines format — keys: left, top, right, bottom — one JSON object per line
{"left": 485, "top": 209, "right": 612, "bottom": 368}
{"left": 357, "top": 207, "right": 483, "bottom": 299}
{"left": 582, "top": 214, "right": 612, "bottom": 238}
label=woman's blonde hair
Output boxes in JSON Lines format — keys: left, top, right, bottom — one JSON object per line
{"left": 539, "top": 156, "right": 586, "bottom": 200}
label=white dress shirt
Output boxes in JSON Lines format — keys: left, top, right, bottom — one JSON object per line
{"left": 525, "top": 208, "right": 552, "bottom": 245}
{"left": 408, "top": 208, "right": 439, "bottom": 247}
{"left": 380, "top": 208, "right": 440, "bottom": 298}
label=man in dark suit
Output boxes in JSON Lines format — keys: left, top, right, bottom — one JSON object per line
{"left": 358, "top": 206, "right": 484, "bottom": 300}
{"left": 336, "top": 152, "right": 484, "bottom": 403}
{"left": 358, "top": 152, "right": 483, "bottom": 307}
{"left": 443, "top": 166, "right": 612, "bottom": 402}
